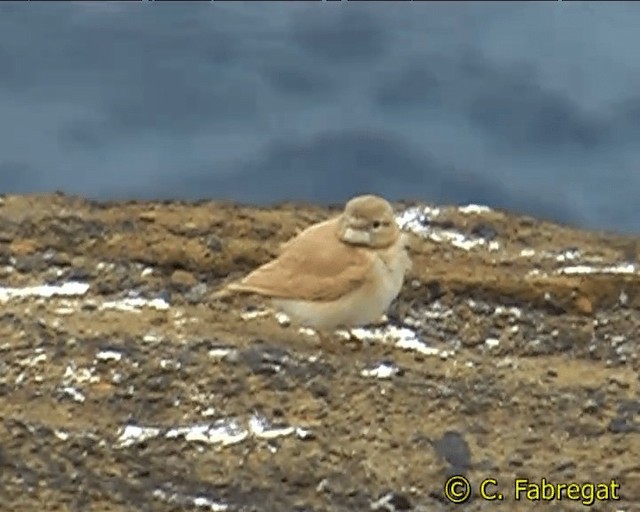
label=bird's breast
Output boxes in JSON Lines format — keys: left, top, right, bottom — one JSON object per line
{"left": 371, "top": 240, "right": 410, "bottom": 302}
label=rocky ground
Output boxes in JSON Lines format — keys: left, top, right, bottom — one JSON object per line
{"left": 0, "top": 193, "right": 639, "bottom": 512}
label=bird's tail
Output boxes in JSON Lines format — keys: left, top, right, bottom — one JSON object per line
{"left": 211, "top": 280, "right": 250, "bottom": 300}
{"left": 211, "top": 287, "right": 232, "bottom": 300}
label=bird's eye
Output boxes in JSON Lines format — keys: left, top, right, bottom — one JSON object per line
{"left": 372, "top": 221, "right": 381, "bottom": 229}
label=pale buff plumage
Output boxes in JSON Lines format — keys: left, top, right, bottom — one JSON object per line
{"left": 221, "top": 194, "right": 412, "bottom": 331}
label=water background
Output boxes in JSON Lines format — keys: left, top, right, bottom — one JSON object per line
{"left": 1, "top": 2, "right": 639, "bottom": 233}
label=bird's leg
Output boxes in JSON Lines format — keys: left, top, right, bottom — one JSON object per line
{"left": 374, "top": 314, "right": 389, "bottom": 326}
{"left": 344, "top": 330, "right": 364, "bottom": 350}
{"left": 316, "top": 331, "right": 329, "bottom": 347}
{"left": 310, "top": 329, "right": 363, "bottom": 353}
{"left": 313, "top": 330, "right": 348, "bottom": 355}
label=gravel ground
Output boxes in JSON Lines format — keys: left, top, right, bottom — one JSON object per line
{"left": 0, "top": 193, "right": 639, "bottom": 512}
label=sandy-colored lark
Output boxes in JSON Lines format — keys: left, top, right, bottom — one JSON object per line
{"left": 221, "top": 194, "right": 412, "bottom": 332}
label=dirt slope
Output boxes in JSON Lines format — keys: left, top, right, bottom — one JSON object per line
{"left": 0, "top": 193, "right": 639, "bottom": 512}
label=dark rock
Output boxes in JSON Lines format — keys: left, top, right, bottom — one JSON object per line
{"left": 470, "top": 222, "right": 498, "bottom": 240}
{"left": 206, "top": 235, "right": 224, "bottom": 252}
{"left": 430, "top": 431, "right": 472, "bottom": 472}
{"left": 13, "top": 256, "right": 44, "bottom": 273}
{"left": 371, "top": 491, "right": 413, "bottom": 511}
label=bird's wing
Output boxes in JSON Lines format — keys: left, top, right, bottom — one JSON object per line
{"left": 226, "top": 218, "right": 374, "bottom": 302}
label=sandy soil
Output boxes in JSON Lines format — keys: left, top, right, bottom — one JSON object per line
{"left": 0, "top": 193, "right": 639, "bottom": 512}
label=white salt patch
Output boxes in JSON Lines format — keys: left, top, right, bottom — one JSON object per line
{"left": 298, "top": 327, "right": 317, "bottom": 337}
{"left": 619, "top": 290, "right": 629, "bottom": 306}
{"left": 494, "top": 305, "right": 522, "bottom": 318}
{"left": 54, "top": 429, "right": 70, "bottom": 441}
{"left": 152, "top": 489, "right": 228, "bottom": 512}
{"left": 120, "top": 415, "right": 311, "bottom": 449}
{"left": 361, "top": 362, "right": 400, "bottom": 379}
{"left": 306, "top": 354, "right": 320, "bottom": 364}
{"left": 557, "top": 264, "right": 637, "bottom": 275}
{"left": 520, "top": 248, "right": 536, "bottom": 257}
{"left": 294, "top": 427, "right": 313, "bottom": 439}
{"left": 61, "top": 386, "right": 86, "bottom": 403}
{"left": 63, "top": 363, "right": 99, "bottom": 384}
{"left": 422, "top": 303, "right": 453, "bottom": 320}
{"left": 249, "top": 415, "right": 294, "bottom": 439}
{"left": 19, "top": 352, "right": 47, "bottom": 367}
{"left": 101, "top": 297, "right": 170, "bottom": 312}
{"left": 0, "top": 281, "right": 90, "bottom": 302}
{"left": 159, "top": 359, "right": 180, "bottom": 370}
{"left": 192, "top": 496, "right": 228, "bottom": 511}
{"left": 240, "top": 309, "right": 269, "bottom": 320}
{"left": 166, "top": 420, "right": 249, "bottom": 446}
{"left": 95, "top": 350, "right": 122, "bottom": 362}
{"left": 397, "top": 206, "right": 498, "bottom": 252}
{"left": 396, "top": 206, "right": 432, "bottom": 234}
{"left": 396, "top": 336, "right": 452, "bottom": 358}
{"left": 54, "top": 306, "right": 76, "bottom": 315}
{"left": 485, "top": 338, "right": 500, "bottom": 348}
{"left": 556, "top": 249, "right": 581, "bottom": 262}
{"left": 317, "top": 479, "right": 330, "bottom": 493}
{"left": 208, "top": 347, "right": 235, "bottom": 359}
{"left": 334, "top": 330, "right": 351, "bottom": 340}
{"left": 428, "top": 230, "right": 490, "bottom": 251}
{"left": 141, "top": 267, "right": 154, "bottom": 277}
{"left": 247, "top": 415, "right": 312, "bottom": 440}
{"left": 348, "top": 325, "right": 453, "bottom": 358}
{"left": 610, "top": 335, "right": 627, "bottom": 346}
{"left": 403, "top": 317, "right": 419, "bottom": 328}
{"left": 116, "top": 425, "right": 162, "bottom": 448}
{"left": 496, "top": 357, "right": 519, "bottom": 369}
{"left": 275, "top": 312, "right": 291, "bottom": 326}
{"left": 143, "top": 333, "right": 160, "bottom": 343}
{"left": 458, "top": 204, "right": 491, "bottom": 214}
{"left": 372, "top": 492, "right": 409, "bottom": 511}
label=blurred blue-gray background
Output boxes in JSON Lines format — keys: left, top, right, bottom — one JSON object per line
{"left": 1, "top": 2, "right": 638, "bottom": 233}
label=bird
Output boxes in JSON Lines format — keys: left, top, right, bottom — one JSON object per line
{"left": 218, "top": 194, "right": 412, "bottom": 340}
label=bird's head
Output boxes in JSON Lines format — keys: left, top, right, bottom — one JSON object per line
{"left": 337, "top": 194, "right": 399, "bottom": 248}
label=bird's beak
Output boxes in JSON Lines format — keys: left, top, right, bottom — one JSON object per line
{"left": 343, "top": 227, "right": 371, "bottom": 245}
